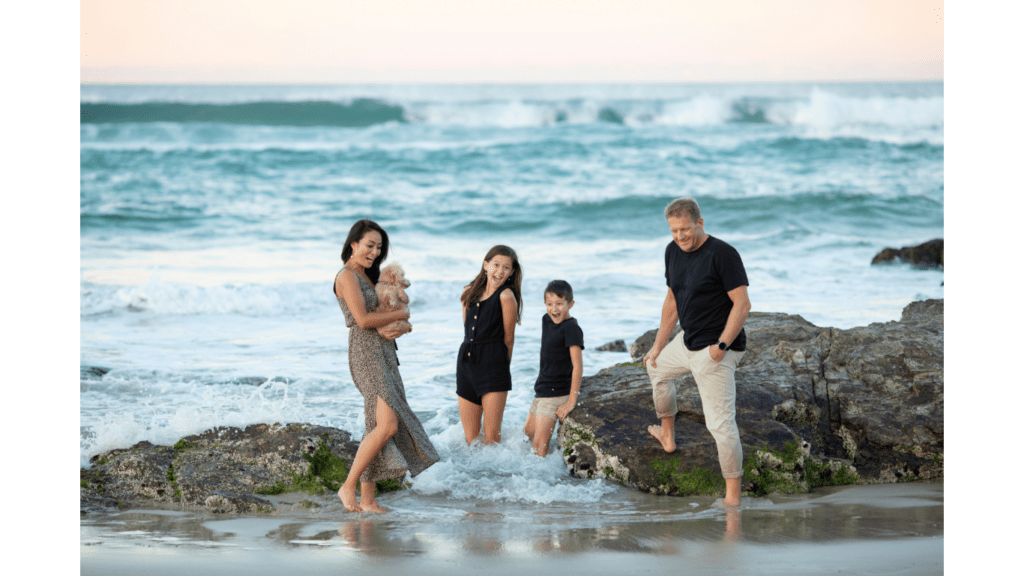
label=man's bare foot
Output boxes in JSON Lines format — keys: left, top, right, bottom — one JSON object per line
{"left": 647, "top": 425, "right": 676, "bottom": 452}
{"left": 720, "top": 477, "right": 741, "bottom": 508}
{"left": 338, "top": 486, "right": 362, "bottom": 513}
{"left": 715, "top": 491, "right": 741, "bottom": 508}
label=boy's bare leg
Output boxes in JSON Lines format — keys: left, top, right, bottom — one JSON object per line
{"left": 523, "top": 412, "right": 536, "bottom": 441}
{"left": 722, "top": 477, "right": 741, "bottom": 507}
{"left": 338, "top": 396, "right": 398, "bottom": 512}
{"left": 531, "top": 415, "right": 557, "bottom": 456}
{"left": 481, "top": 391, "right": 508, "bottom": 444}
{"left": 360, "top": 481, "right": 387, "bottom": 513}
{"left": 458, "top": 397, "right": 483, "bottom": 445}
{"left": 647, "top": 416, "right": 676, "bottom": 452}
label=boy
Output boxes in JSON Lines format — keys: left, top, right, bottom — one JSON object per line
{"left": 523, "top": 280, "right": 584, "bottom": 456}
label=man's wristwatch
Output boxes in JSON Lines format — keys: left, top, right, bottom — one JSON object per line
{"left": 716, "top": 341, "right": 729, "bottom": 351}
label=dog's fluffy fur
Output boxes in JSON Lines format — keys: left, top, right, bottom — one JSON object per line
{"left": 376, "top": 262, "right": 413, "bottom": 338}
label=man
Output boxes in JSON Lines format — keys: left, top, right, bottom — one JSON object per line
{"left": 642, "top": 197, "right": 751, "bottom": 507}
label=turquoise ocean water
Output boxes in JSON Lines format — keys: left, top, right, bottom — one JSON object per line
{"left": 80, "top": 83, "right": 943, "bottom": 505}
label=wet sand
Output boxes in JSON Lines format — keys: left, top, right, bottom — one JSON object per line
{"left": 81, "top": 482, "right": 943, "bottom": 575}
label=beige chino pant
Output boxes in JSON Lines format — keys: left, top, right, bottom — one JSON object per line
{"left": 648, "top": 331, "right": 745, "bottom": 479}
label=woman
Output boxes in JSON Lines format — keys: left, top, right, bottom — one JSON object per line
{"left": 334, "top": 219, "right": 438, "bottom": 513}
{"left": 456, "top": 245, "right": 523, "bottom": 445}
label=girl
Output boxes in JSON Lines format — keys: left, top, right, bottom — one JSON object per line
{"left": 456, "top": 245, "right": 523, "bottom": 445}
{"left": 334, "top": 219, "right": 439, "bottom": 513}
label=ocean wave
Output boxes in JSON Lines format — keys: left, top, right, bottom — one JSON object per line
{"left": 705, "top": 192, "right": 944, "bottom": 238}
{"left": 787, "top": 88, "right": 944, "bottom": 128}
{"left": 80, "top": 89, "right": 942, "bottom": 129}
{"left": 79, "top": 275, "right": 471, "bottom": 319}
{"left": 748, "top": 135, "right": 944, "bottom": 157}
{"left": 423, "top": 191, "right": 942, "bottom": 238}
{"left": 81, "top": 99, "right": 406, "bottom": 127}
{"left": 80, "top": 278, "right": 333, "bottom": 317}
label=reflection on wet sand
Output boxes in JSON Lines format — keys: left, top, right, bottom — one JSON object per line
{"left": 323, "top": 501, "right": 744, "bottom": 556}
{"left": 724, "top": 508, "right": 740, "bottom": 543}
{"left": 337, "top": 520, "right": 378, "bottom": 553}
{"left": 81, "top": 482, "right": 943, "bottom": 575}
{"left": 80, "top": 510, "right": 231, "bottom": 546}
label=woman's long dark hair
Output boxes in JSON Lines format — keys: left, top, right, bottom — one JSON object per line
{"left": 460, "top": 245, "right": 523, "bottom": 324}
{"left": 340, "top": 219, "right": 389, "bottom": 285}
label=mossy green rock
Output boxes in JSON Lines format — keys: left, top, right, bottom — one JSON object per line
{"left": 556, "top": 363, "right": 802, "bottom": 496}
{"left": 81, "top": 423, "right": 361, "bottom": 514}
{"left": 558, "top": 300, "right": 943, "bottom": 497}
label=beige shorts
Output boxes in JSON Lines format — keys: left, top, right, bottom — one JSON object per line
{"left": 529, "top": 395, "right": 570, "bottom": 420}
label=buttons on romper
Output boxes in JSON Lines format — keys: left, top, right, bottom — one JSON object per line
{"left": 467, "top": 302, "right": 481, "bottom": 357}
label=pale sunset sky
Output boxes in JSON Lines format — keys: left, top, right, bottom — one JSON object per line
{"left": 81, "top": 0, "right": 944, "bottom": 83}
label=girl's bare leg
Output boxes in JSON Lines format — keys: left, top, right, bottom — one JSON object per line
{"left": 338, "top": 396, "right": 398, "bottom": 512}
{"left": 530, "top": 415, "right": 557, "bottom": 456}
{"left": 481, "top": 391, "right": 508, "bottom": 444}
{"left": 458, "top": 397, "right": 483, "bottom": 445}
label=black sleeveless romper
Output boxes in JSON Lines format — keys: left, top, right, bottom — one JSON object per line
{"left": 455, "top": 285, "right": 513, "bottom": 405}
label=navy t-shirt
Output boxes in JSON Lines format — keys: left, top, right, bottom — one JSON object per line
{"left": 534, "top": 314, "right": 585, "bottom": 397}
{"left": 665, "top": 235, "right": 748, "bottom": 352}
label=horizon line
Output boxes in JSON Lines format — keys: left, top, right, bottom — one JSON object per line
{"left": 80, "top": 78, "right": 944, "bottom": 86}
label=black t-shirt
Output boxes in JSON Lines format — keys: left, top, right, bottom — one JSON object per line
{"left": 665, "top": 235, "right": 748, "bottom": 352}
{"left": 534, "top": 314, "right": 585, "bottom": 397}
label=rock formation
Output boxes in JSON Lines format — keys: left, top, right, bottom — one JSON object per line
{"left": 871, "top": 239, "right": 943, "bottom": 269}
{"left": 81, "top": 423, "right": 360, "bottom": 514}
{"left": 558, "top": 300, "right": 943, "bottom": 497}
{"left": 596, "top": 340, "right": 627, "bottom": 352}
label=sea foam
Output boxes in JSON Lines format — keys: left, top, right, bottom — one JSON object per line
{"left": 411, "top": 421, "right": 616, "bottom": 504}
{"left": 81, "top": 277, "right": 329, "bottom": 316}
{"left": 790, "top": 88, "right": 944, "bottom": 128}
{"left": 80, "top": 379, "right": 323, "bottom": 467}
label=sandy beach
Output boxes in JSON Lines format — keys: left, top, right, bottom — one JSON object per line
{"left": 81, "top": 481, "right": 942, "bottom": 575}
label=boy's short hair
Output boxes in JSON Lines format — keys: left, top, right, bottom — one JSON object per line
{"left": 544, "top": 279, "right": 573, "bottom": 302}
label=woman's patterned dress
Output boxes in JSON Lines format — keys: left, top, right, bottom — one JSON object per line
{"left": 336, "top": 270, "right": 439, "bottom": 482}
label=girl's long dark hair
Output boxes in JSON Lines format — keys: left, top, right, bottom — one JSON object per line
{"left": 460, "top": 245, "right": 523, "bottom": 324}
{"left": 339, "top": 219, "right": 389, "bottom": 286}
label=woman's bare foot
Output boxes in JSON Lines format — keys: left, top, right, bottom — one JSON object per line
{"left": 338, "top": 485, "right": 362, "bottom": 513}
{"left": 647, "top": 425, "right": 676, "bottom": 452}
{"left": 358, "top": 481, "right": 388, "bottom": 513}
{"left": 359, "top": 491, "right": 387, "bottom": 513}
